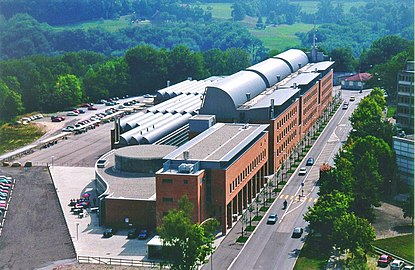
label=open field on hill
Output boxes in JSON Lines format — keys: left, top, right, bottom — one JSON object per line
{"left": 199, "top": 2, "right": 232, "bottom": 20}
{"left": 290, "top": 0, "right": 368, "bottom": 14}
{"left": 250, "top": 23, "right": 314, "bottom": 51}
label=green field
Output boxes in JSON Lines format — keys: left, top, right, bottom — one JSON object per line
{"left": 374, "top": 234, "right": 414, "bottom": 262}
{"left": 199, "top": 3, "right": 232, "bottom": 20}
{"left": 52, "top": 16, "right": 150, "bottom": 32}
{"left": 250, "top": 23, "right": 314, "bottom": 51}
{"left": 290, "top": 1, "right": 367, "bottom": 14}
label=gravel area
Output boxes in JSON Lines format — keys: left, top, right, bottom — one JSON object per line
{"left": 0, "top": 167, "right": 76, "bottom": 269}
{"left": 373, "top": 202, "right": 413, "bottom": 239}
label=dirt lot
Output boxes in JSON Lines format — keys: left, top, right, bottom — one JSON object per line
{"left": 0, "top": 167, "right": 75, "bottom": 269}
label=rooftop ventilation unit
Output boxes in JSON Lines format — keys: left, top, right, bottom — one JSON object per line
{"left": 183, "top": 150, "right": 190, "bottom": 160}
{"left": 178, "top": 163, "right": 194, "bottom": 173}
{"left": 293, "top": 83, "right": 298, "bottom": 88}
{"left": 246, "top": 93, "right": 251, "bottom": 101}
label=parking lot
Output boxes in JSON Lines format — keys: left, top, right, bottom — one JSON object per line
{"left": 0, "top": 167, "right": 76, "bottom": 269}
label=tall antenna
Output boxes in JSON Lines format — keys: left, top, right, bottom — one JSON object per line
{"left": 312, "top": 25, "right": 317, "bottom": 49}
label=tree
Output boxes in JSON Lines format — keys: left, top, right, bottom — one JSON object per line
{"left": 402, "top": 191, "right": 414, "bottom": 226}
{"left": 125, "top": 45, "right": 168, "bottom": 95}
{"left": 319, "top": 153, "right": 354, "bottom": 196}
{"left": 0, "top": 78, "right": 24, "bottom": 121}
{"left": 351, "top": 135, "right": 396, "bottom": 197}
{"left": 224, "top": 48, "right": 250, "bottom": 75}
{"left": 53, "top": 74, "right": 83, "bottom": 109}
{"left": 333, "top": 212, "right": 375, "bottom": 258}
{"left": 157, "top": 196, "right": 215, "bottom": 270}
{"left": 304, "top": 192, "right": 351, "bottom": 248}
{"left": 359, "top": 35, "right": 413, "bottom": 71}
{"left": 231, "top": 3, "right": 246, "bottom": 21}
{"left": 351, "top": 152, "right": 383, "bottom": 221}
{"left": 349, "top": 97, "right": 382, "bottom": 140}
{"left": 167, "top": 46, "right": 207, "bottom": 84}
{"left": 330, "top": 47, "right": 356, "bottom": 72}
{"left": 203, "top": 49, "right": 227, "bottom": 76}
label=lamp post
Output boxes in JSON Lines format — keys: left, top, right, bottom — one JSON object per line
{"left": 51, "top": 155, "right": 54, "bottom": 168}
{"left": 76, "top": 222, "right": 79, "bottom": 241}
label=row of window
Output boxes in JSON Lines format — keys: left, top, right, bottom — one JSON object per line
{"left": 162, "top": 178, "right": 189, "bottom": 184}
{"left": 303, "top": 93, "right": 317, "bottom": 118}
{"left": 398, "top": 85, "right": 414, "bottom": 94}
{"left": 275, "top": 129, "right": 297, "bottom": 157}
{"left": 303, "top": 87, "right": 317, "bottom": 104}
{"left": 229, "top": 149, "right": 266, "bottom": 194}
{"left": 397, "top": 96, "right": 414, "bottom": 105}
{"left": 398, "top": 74, "right": 414, "bottom": 82}
{"left": 303, "top": 107, "right": 318, "bottom": 127}
{"left": 397, "top": 107, "right": 414, "bottom": 115}
{"left": 276, "top": 107, "right": 297, "bottom": 129}
{"left": 322, "top": 74, "right": 332, "bottom": 87}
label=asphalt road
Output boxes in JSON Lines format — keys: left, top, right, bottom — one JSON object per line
{"left": 228, "top": 90, "right": 368, "bottom": 270}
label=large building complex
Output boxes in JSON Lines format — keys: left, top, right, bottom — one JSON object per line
{"left": 396, "top": 61, "right": 414, "bottom": 134}
{"left": 96, "top": 48, "right": 335, "bottom": 234}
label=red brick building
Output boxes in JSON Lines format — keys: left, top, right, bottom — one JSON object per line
{"left": 156, "top": 123, "right": 269, "bottom": 234}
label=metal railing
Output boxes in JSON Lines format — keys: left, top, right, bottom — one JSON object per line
{"left": 77, "top": 255, "right": 165, "bottom": 268}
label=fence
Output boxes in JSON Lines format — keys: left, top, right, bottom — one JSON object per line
{"left": 77, "top": 255, "right": 165, "bottom": 268}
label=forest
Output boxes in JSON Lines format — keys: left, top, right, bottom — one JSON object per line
{"left": 0, "top": 0, "right": 413, "bottom": 122}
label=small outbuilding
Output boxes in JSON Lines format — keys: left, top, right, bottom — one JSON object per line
{"left": 341, "top": 72, "right": 372, "bottom": 90}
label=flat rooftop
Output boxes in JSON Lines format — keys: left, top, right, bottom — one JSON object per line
{"left": 97, "top": 154, "right": 156, "bottom": 200}
{"left": 164, "top": 123, "right": 269, "bottom": 162}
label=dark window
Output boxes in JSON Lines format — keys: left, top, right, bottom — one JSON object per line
{"left": 184, "top": 179, "right": 188, "bottom": 184}
{"left": 162, "top": 179, "right": 173, "bottom": 184}
{"left": 162, "top": 197, "right": 173, "bottom": 202}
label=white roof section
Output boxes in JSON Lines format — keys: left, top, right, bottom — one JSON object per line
{"left": 246, "top": 58, "right": 292, "bottom": 87}
{"left": 273, "top": 49, "right": 309, "bottom": 73}
{"left": 302, "top": 61, "right": 335, "bottom": 72}
{"left": 164, "top": 123, "right": 269, "bottom": 162}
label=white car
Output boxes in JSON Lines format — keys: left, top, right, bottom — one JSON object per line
{"left": 298, "top": 167, "right": 307, "bottom": 176}
{"left": 66, "top": 111, "right": 78, "bottom": 116}
{"left": 391, "top": 260, "right": 404, "bottom": 270}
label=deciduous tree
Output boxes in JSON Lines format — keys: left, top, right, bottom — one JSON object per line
{"left": 158, "top": 196, "right": 215, "bottom": 270}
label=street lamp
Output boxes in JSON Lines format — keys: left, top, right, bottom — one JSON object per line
{"left": 76, "top": 222, "right": 79, "bottom": 241}
{"left": 51, "top": 155, "right": 54, "bottom": 167}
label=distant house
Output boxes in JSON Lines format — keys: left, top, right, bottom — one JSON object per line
{"left": 341, "top": 72, "right": 372, "bottom": 90}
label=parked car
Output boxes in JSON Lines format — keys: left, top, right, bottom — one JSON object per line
{"left": 298, "top": 167, "right": 307, "bottom": 176}
{"left": 266, "top": 214, "right": 278, "bottom": 224}
{"left": 67, "top": 111, "right": 78, "bottom": 116}
{"left": 391, "top": 260, "right": 404, "bottom": 270}
{"left": 103, "top": 228, "right": 117, "bottom": 238}
{"left": 0, "top": 206, "right": 6, "bottom": 211}
{"left": 349, "top": 96, "right": 356, "bottom": 101}
{"left": 377, "top": 254, "right": 393, "bottom": 267}
{"left": 138, "top": 229, "right": 149, "bottom": 239}
{"left": 292, "top": 227, "right": 304, "bottom": 238}
{"left": 78, "top": 109, "right": 86, "bottom": 114}
{"left": 127, "top": 228, "right": 138, "bottom": 239}
{"left": 342, "top": 103, "right": 349, "bottom": 110}
{"left": 11, "top": 162, "right": 21, "bottom": 167}
{"left": 404, "top": 266, "right": 414, "bottom": 270}
{"left": 88, "top": 106, "right": 97, "bottom": 110}
{"left": 306, "top": 158, "right": 314, "bottom": 166}
{"left": 0, "top": 183, "right": 12, "bottom": 188}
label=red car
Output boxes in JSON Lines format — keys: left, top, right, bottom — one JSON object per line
{"left": 88, "top": 106, "right": 97, "bottom": 110}
{"left": 378, "top": 254, "right": 393, "bottom": 267}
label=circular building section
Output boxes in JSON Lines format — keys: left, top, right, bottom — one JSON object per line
{"left": 114, "top": 145, "right": 177, "bottom": 173}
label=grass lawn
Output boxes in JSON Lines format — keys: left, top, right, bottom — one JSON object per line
{"left": 294, "top": 237, "right": 329, "bottom": 270}
{"left": 198, "top": 3, "right": 232, "bottom": 20}
{"left": 0, "top": 123, "right": 45, "bottom": 155}
{"left": 374, "top": 234, "right": 414, "bottom": 262}
{"left": 250, "top": 23, "right": 314, "bottom": 51}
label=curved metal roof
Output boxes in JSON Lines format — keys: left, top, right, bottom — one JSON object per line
{"left": 246, "top": 58, "right": 292, "bottom": 87}
{"left": 273, "top": 49, "right": 309, "bottom": 73}
{"left": 204, "top": 70, "right": 267, "bottom": 109}
{"left": 140, "top": 114, "right": 192, "bottom": 144}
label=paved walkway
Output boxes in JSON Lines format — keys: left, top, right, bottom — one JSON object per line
{"left": 49, "top": 166, "right": 148, "bottom": 260}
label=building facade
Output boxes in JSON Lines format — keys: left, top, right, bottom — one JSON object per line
{"left": 396, "top": 61, "right": 414, "bottom": 134}
{"left": 393, "top": 135, "right": 414, "bottom": 188}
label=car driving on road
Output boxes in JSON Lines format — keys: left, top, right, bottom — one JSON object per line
{"left": 298, "top": 167, "right": 307, "bottom": 175}
{"left": 266, "top": 214, "right": 278, "bottom": 224}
